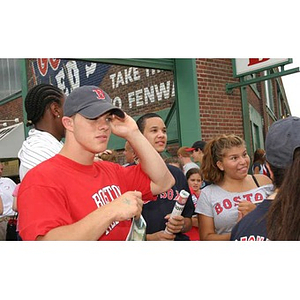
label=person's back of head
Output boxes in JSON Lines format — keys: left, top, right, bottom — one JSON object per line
{"left": 265, "top": 116, "right": 300, "bottom": 240}
{"left": 100, "top": 150, "right": 118, "bottom": 163}
{"left": 164, "top": 156, "right": 182, "bottom": 170}
{"left": 25, "top": 83, "right": 65, "bottom": 140}
{"left": 177, "top": 146, "right": 194, "bottom": 167}
{"left": 253, "top": 148, "right": 266, "bottom": 164}
{"left": 25, "top": 83, "right": 64, "bottom": 126}
{"left": 177, "top": 146, "right": 192, "bottom": 158}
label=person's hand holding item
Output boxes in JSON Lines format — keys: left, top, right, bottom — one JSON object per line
{"left": 146, "top": 231, "right": 176, "bottom": 241}
{"left": 165, "top": 214, "right": 185, "bottom": 234}
{"left": 110, "top": 191, "right": 144, "bottom": 222}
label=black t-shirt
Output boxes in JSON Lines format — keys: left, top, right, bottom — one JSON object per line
{"left": 142, "top": 164, "right": 195, "bottom": 241}
{"left": 230, "top": 199, "right": 272, "bottom": 241}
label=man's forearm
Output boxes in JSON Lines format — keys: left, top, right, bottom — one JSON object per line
{"left": 36, "top": 204, "right": 117, "bottom": 241}
{"left": 128, "top": 132, "right": 175, "bottom": 195}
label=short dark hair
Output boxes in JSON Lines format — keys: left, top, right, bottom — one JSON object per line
{"left": 136, "top": 113, "right": 161, "bottom": 133}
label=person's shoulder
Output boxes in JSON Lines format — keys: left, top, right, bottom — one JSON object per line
{"left": 252, "top": 174, "right": 272, "bottom": 186}
{"left": 26, "top": 128, "right": 49, "bottom": 140}
{"left": 99, "top": 161, "right": 140, "bottom": 173}
{"left": 23, "top": 155, "right": 59, "bottom": 178}
{"left": 124, "top": 162, "right": 137, "bottom": 167}
{"left": 98, "top": 160, "right": 125, "bottom": 170}
{"left": 199, "top": 183, "right": 217, "bottom": 198}
{"left": 166, "top": 164, "right": 184, "bottom": 176}
{"left": 27, "top": 129, "right": 62, "bottom": 145}
{"left": 1, "top": 177, "right": 16, "bottom": 185}
{"left": 201, "top": 182, "right": 217, "bottom": 191}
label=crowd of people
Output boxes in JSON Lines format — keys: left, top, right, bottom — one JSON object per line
{"left": 1, "top": 83, "right": 300, "bottom": 241}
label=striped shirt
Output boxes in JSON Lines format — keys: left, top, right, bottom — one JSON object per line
{"left": 18, "top": 128, "right": 63, "bottom": 181}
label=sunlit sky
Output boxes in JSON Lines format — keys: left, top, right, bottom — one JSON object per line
{"left": 282, "top": 58, "right": 300, "bottom": 117}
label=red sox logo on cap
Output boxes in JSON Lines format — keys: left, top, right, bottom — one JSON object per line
{"left": 92, "top": 89, "right": 106, "bottom": 100}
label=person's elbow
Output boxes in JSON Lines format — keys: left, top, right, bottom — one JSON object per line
{"left": 165, "top": 173, "right": 175, "bottom": 191}
{"left": 151, "top": 173, "right": 175, "bottom": 195}
{"left": 159, "top": 172, "right": 175, "bottom": 193}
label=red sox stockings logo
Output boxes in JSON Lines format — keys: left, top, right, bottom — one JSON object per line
{"left": 37, "top": 58, "right": 61, "bottom": 76}
{"left": 92, "top": 89, "right": 106, "bottom": 100}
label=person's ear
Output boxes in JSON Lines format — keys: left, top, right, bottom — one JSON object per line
{"left": 216, "top": 160, "right": 224, "bottom": 171}
{"left": 49, "top": 102, "right": 61, "bottom": 118}
{"left": 62, "top": 116, "right": 73, "bottom": 131}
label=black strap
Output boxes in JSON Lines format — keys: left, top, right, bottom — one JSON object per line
{"left": 252, "top": 175, "right": 260, "bottom": 187}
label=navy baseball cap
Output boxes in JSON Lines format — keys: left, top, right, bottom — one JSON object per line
{"left": 265, "top": 116, "right": 300, "bottom": 168}
{"left": 64, "top": 85, "right": 125, "bottom": 119}
{"left": 186, "top": 140, "right": 207, "bottom": 152}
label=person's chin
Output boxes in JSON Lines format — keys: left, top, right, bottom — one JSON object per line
{"left": 155, "top": 146, "right": 166, "bottom": 153}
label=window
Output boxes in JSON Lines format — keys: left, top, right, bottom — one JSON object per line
{"left": 264, "top": 70, "right": 274, "bottom": 111}
{"left": 0, "top": 59, "right": 21, "bottom": 100}
{"left": 276, "top": 82, "right": 283, "bottom": 117}
{"left": 245, "top": 73, "right": 261, "bottom": 98}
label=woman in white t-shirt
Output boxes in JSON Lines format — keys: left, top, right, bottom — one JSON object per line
{"left": 195, "top": 134, "right": 273, "bottom": 241}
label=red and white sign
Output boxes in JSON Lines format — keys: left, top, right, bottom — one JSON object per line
{"left": 234, "top": 58, "right": 291, "bottom": 77}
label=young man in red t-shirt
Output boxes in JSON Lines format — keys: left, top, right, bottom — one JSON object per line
{"left": 18, "top": 86, "right": 174, "bottom": 241}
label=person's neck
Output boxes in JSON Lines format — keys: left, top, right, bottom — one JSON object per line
{"left": 218, "top": 174, "right": 251, "bottom": 192}
{"left": 34, "top": 120, "right": 62, "bottom": 141}
{"left": 59, "top": 142, "right": 95, "bottom": 166}
{"left": 194, "top": 190, "right": 200, "bottom": 197}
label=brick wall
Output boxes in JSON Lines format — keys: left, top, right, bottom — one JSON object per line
{"left": 196, "top": 58, "right": 244, "bottom": 141}
{"left": 0, "top": 97, "right": 24, "bottom": 124}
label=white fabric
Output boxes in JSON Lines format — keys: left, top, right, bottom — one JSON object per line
{"left": 0, "top": 177, "right": 16, "bottom": 217}
{"left": 18, "top": 129, "right": 63, "bottom": 181}
{"left": 182, "top": 162, "right": 199, "bottom": 175}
